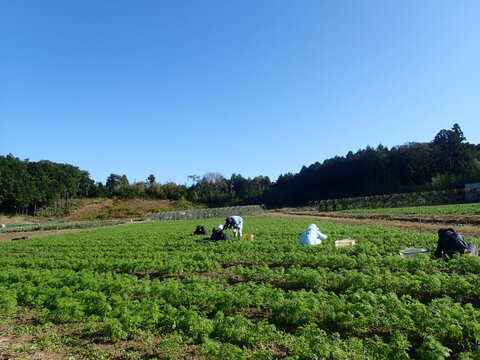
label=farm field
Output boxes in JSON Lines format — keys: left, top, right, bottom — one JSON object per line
{"left": 279, "top": 203, "right": 480, "bottom": 233}
{"left": 1, "top": 216, "right": 480, "bottom": 359}
{"left": 337, "top": 203, "right": 480, "bottom": 216}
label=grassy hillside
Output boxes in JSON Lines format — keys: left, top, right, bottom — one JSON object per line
{"left": 0, "top": 198, "right": 202, "bottom": 225}
{"left": 67, "top": 198, "right": 183, "bottom": 220}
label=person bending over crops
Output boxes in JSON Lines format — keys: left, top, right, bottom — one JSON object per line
{"left": 434, "top": 228, "right": 478, "bottom": 258}
{"left": 192, "top": 225, "right": 208, "bottom": 235}
{"left": 224, "top": 216, "right": 243, "bottom": 237}
{"left": 210, "top": 225, "right": 230, "bottom": 241}
{"left": 298, "top": 224, "right": 328, "bottom": 246}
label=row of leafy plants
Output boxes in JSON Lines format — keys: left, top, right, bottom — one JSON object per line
{"left": 1, "top": 216, "right": 480, "bottom": 359}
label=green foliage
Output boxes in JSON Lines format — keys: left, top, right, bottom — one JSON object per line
{"left": 321, "top": 188, "right": 467, "bottom": 212}
{"left": 0, "top": 219, "right": 124, "bottom": 233}
{"left": 0, "top": 154, "right": 95, "bottom": 214}
{"left": 3, "top": 125, "right": 480, "bottom": 214}
{"left": 0, "top": 286, "right": 17, "bottom": 313}
{"left": 339, "top": 202, "right": 480, "bottom": 215}
{"left": 99, "top": 318, "right": 129, "bottom": 342}
{"left": 417, "top": 336, "right": 451, "bottom": 360}
{"left": 1, "top": 216, "right": 480, "bottom": 358}
{"left": 201, "top": 338, "right": 248, "bottom": 360}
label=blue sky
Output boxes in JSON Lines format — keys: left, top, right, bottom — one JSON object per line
{"left": 1, "top": 1, "right": 479, "bottom": 185}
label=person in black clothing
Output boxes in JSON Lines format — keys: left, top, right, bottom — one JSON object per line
{"left": 193, "top": 225, "right": 208, "bottom": 235}
{"left": 434, "top": 228, "right": 478, "bottom": 258}
{"left": 210, "top": 226, "right": 230, "bottom": 241}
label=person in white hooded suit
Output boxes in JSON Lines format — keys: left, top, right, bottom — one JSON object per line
{"left": 298, "top": 224, "right": 328, "bottom": 246}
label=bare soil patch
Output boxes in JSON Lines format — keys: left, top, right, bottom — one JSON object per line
{"left": 0, "top": 315, "right": 67, "bottom": 360}
{"left": 67, "top": 198, "right": 114, "bottom": 220}
{"left": 67, "top": 198, "right": 176, "bottom": 221}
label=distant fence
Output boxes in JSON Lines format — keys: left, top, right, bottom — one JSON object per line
{"left": 316, "top": 188, "right": 476, "bottom": 212}
{"left": 465, "top": 183, "right": 480, "bottom": 202}
{"left": 148, "top": 205, "right": 266, "bottom": 221}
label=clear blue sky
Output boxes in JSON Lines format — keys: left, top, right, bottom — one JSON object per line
{"left": 1, "top": 1, "right": 479, "bottom": 185}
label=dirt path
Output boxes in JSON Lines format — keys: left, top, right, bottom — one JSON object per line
{"left": 267, "top": 212, "right": 480, "bottom": 239}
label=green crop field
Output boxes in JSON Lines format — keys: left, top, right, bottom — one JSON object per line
{"left": 337, "top": 202, "right": 480, "bottom": 216}
{"left": 1, "top": 216, "right": 480, "bottom": 359}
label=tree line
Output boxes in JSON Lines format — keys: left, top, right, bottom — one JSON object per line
{"left": 1, "top": 124, "right": 479, "bottom": 214}
{"left": 269, "top": 124, "right": 480, "bottom": 206}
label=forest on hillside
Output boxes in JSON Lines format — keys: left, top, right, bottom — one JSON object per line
{"left": 1, "top": 124, "right": 480, "bottom": 215}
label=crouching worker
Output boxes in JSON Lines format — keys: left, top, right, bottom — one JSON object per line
{"left": 210, "top": 225, "right": 230, "bottom": 241}
{"left": 224, "top": 216, "right": 243, "bottom": 237}
{"left": 299, "top": 224, "right": 328, "bottom": 246}
{"left": 434, "top": 228, "right": 478, "bottom": 258}
{"left": 192, "top": 225, "right": 207, "bottom": 235}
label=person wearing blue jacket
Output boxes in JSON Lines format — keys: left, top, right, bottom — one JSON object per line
{"left": 224, "top": 216, "right": 243, "bottom": 237}
{"left": 298, "top": 224, "right": 328, "bottom": 246}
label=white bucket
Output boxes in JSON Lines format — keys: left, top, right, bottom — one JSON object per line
{"left": 399, "top": 248, "right": 429, "bottom": 258}
{"left": 335, "top": 239, "right": 356, "bottom": 247}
